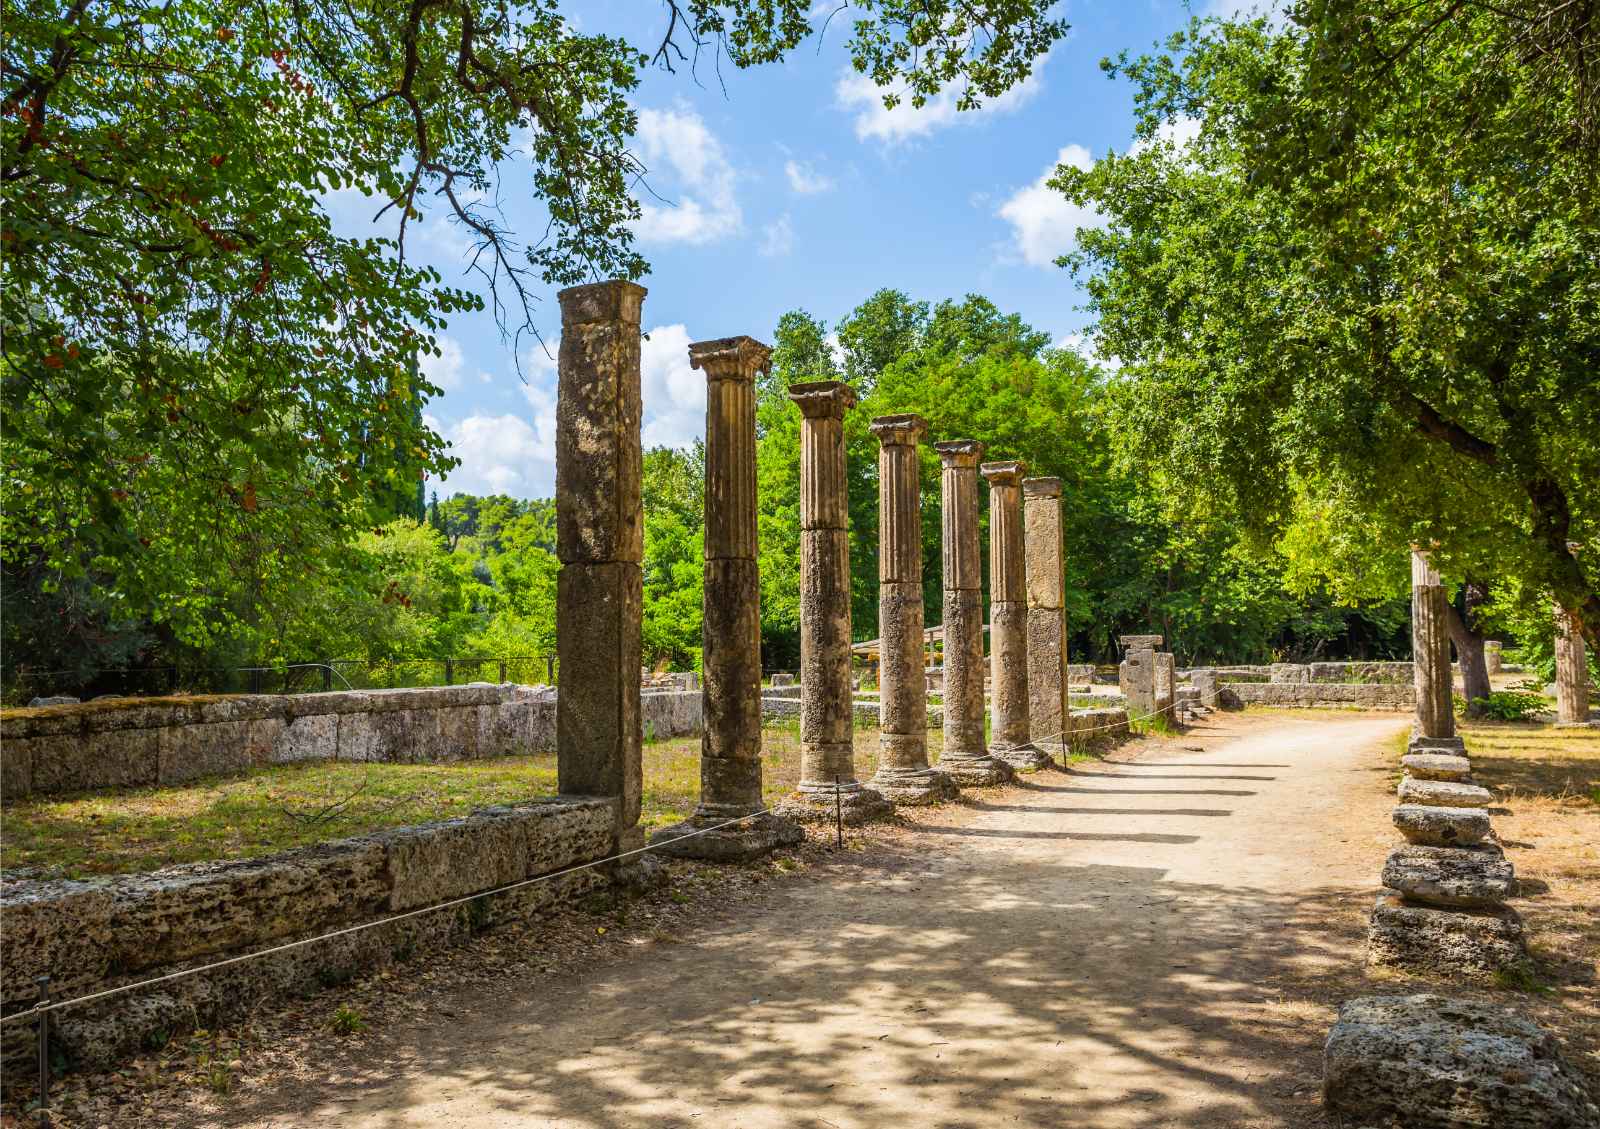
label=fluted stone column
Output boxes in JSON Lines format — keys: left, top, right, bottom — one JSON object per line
{"left": 775, "top": 382, "right": 893, "bottom": 824}
{"left": 866, "top": 415, "right": 958, "bottom": 805}
{"left": 1410, "top": 548, "right": 1463, "bottom": 754}
{"left": 652, "top": 337, "right": 803, "bottom": 859}
{"left": 1023, "top": 477, "right": 1066, "bottom": 759}
{"left": 983, "top": 461, "right": 1052, "bottom": 771}
{"left": 556, "top": 280, "right": 645, "bottom": 854}
{"left": 933, "top": 441, "right": 1014, "bottom": 786}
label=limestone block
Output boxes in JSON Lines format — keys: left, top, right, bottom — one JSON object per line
{"left": 1401, "top": 753, "right": 1473, "bottom": 782}
{"left": 1398, "top": 777, "right": 1493, "bottom": 808}
{"left": 434, "top": 705, "right": 481, "bottom": 760}
{"left": 1408, "top": 733, "right": 1467, "bottom": 756}
{"left": 157, "top": 721, "right": 256, "bottom": 785}
{"left": 556, "top": 560, "right": 643, "bottom": 828}
{"left": 1119, "top": 634, "right": 1162, "bottom": 652}
{"left": 1323, "top": 994, "right": 1598, "bottom": 1129}
{"left": 31, "top": 727, "right": 160, "bottom": 794}
{"left": 0, "top": 877, "right": 119, "bottom": 1006}
{"left": 1393, "top": 804, "right": 1492, "bottom": 847}
{"left": 1382, "top": 845, "right": 1514, "bottom": 909}
{"left": 335, "top": 710, "right": 379, "bottom": 762}
{"left": 381, "top": 798, "right": 616, "bottom": 911}
{"left": 196, "top": 696, "right": 290, "bottom": 724}
{"left": 1269, "top": 663, "right": 1310, "bottom": 683}
{"left": 1367, "top": 892, "right": 1526, "bottom": 978}
{"left": 770, "top": 673, "right": 794, "bottom": 687}
{"left": 2, "top": 738, "right": 32, "bottom": 799}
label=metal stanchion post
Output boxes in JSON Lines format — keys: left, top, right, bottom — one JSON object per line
{"left": 35, "top": 975, "right": 50, "bottom": 1127}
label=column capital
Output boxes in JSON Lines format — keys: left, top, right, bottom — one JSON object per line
{"left": 980, "top": 460, "right": 1027, "bottom": 486}
{"left": 789, "top": 380, "right": 856, "bottom": 419}
{"left": 689, "top": 336, "right": 771, "bottom": 382}
{"left": 1022, "top": 476, "right": 1061, "bottom": 498}
{"left": 557, "top": 279, "right": 647, "bottom": 327}
{"left": 870, "top": 413, "right": 927, "bottom": 446}
{"left": 934, "top": 439, "right": 985, "bottom": 467}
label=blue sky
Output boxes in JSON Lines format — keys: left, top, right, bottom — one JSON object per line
{"left": 331, "top": 1, "right": 1251, "bottom": 500}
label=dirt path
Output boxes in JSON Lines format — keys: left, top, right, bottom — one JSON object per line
{"left": 191, "top": 711, "right": 1408, "bottom": 1128}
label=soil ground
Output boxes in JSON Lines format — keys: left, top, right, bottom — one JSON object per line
{"left": 15, "top": 708, "right": 1598, "bottom": 1128}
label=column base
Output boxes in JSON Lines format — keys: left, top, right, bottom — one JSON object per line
{"left": 867, "top": 766, "right": 960, "bottom": 806}
{"left": 990, "top": 741, "right": 1055, "bottom": 773}
{"left": 773, "top": 782, "right": 896, "bottom": 825}
{"left": 1407, "top": 734, "right": 1467, "bottom": 757}
{"left": 937, "top": 752, "right": 1015, "bottom": 787}
{"left": 649, "top": 809, "right": 803, "bottom": 862}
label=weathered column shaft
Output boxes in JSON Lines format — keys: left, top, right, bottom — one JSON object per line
{"left": 651, "top": 337, "right": 802, "bottom": 859}
{"left": 1120, "top": 651, "right": 1156, "bottom": 720}
{"left": 869, "top": 415, "right": 956, "bottom": 804}
{"left": 1555, "top": 603, "right": 1590, "bottom": 724}
{"left": 1410, "top": 549, "right": 1456, "bottom": 742}
{"left": 984, "top": 461, "right": 1051, "bottom": 771}
{"left": 933, "top": 441, "right": 1013, "bottom": 786}
{"left": 1023, "top": 477, "right": 1066, "bottom": 751}
{"left": 779, "top": 382, "right": 891, "bottom": 823}
{"left": 555, "top": 280, "right": 645, "bottom": 843}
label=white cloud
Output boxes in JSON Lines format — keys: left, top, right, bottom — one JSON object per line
{"left": 437, "top": 413, "right": 555, "bottom": 498}
{"left": 784, "top": 159, "right": 834, "bottom": 195}
{"left": 1052, "top": 332, "right": 1121, "bottom": 373}
{"left": 1131, "top": 114, "right": 1203, "bottom": 156}
{"left": 759, "top": 215, "right": 795, "bottom": 258}
{"left": 996, "top": 144, "right": 1101, "bottom": 269}
{"left": 836, "top": 62, "right": 1049, "bottom": 145}
{"left": 420, "top": 334, "right": 467, "bottom": 390}
{"left": 632, "top": 106, "right": 741, "bottom": 245}
{"left": 639, "top": 324, "right": 705, "bottom": 450}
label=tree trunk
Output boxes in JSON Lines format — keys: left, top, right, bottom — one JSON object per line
{"left": 1445, "top": 581, "right": 1492, "bottom": 715}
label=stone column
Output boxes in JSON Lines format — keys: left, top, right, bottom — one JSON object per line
{"left": 866, "top": 415, "right": 958, "bottom": 805}
{"left": 982, "top": 461, "right": 1052, "bottom": 772}
{"left": 1023, "top": 477, "right": 1067, "bottom": 759}
{"left": 652, "top": 337, "right": 802, "bottom": 859}
{"left": 1483, "top": 640, "right": 1503, "bottom": 677}
{"left": 1410, "top": 548, "right": 1462, "bottom": 753}
{"left": 1119, "top": 650, "right": 1156, "bottom": 721}
{"left": 775, "top": 382, "right": 892, "bottom": 824}
{"left": 555, "top": 280, "right": 645, "bottom": 853}
{"left": 933, "top": 441, "right": 1014, "bottom": 786}
{"left": 1153, "top": 652, "right": 1176, "bottom": 721}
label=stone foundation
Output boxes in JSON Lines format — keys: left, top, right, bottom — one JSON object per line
{"left": 1, "top": 686, "right": 706, "bottom": 800}
{"left": 1217, "top": 682, "right": 1414, "bottom": 710}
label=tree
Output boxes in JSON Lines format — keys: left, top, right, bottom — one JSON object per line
{"left": 1056, "top": 11, "right": 1600, "bottom": 653}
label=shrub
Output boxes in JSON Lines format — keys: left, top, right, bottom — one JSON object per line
{"left": 1469, "top": 691, "right": 1548, "bottom": 722}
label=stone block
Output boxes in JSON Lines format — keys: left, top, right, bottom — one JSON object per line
{"left": 1401, "top": 753, "right": 1473, "bottom": 782}
{"left": 1393, "top": 804, "right": 1492, "bottom": 847}
{"left": 1398, "top": 777, "right": 1493, "bottom": 808}
{"left": 157, "top": 721, "right": 256, "bottom": 785}
{"left": 1269, "top": 663, "right": 1309, "bottom": 683}
{"left": 1367, "top": 892, "right": 1527, "bottom": 978}
{"left": 335, "top": 710, "right": 379, "bottom": 762}
{"left": 556, "top": 560, "right": 643, "bottom": 828}
{"left": 270, "top": 712, "right": 338, "bottom": 764}
{"left": 31, "top": 727, "right": 160, "bottom": 794}
{"left": 0, "top": 877, "right": 119, "bottom": 1006}
{"left": 1324, "top": 994, "right": 1598, "bottom": 1129}
{"left": 2, "top": 738, "right": 32, "bottom": 799}
{"left": 1408, "top": 733, "right": 1467, "bottom": 756}
{"left": 1381, "top": 844, "right": 1513, "bottom": 909}
{"left": 435, "top": 706, "right": 481, "bottom": 760}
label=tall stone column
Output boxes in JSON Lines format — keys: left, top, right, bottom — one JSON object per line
{"left": 1555, "top": 543, "right": 1591, "bottom": 726}
{"left": 775, "top": 382, "right": 893, "bottom": 824}
{"left": 933, "top": 441, "right": 1014, "bottom": 786}
{"left": 1410, "top": 548, "right": 1463, "bottom": 754}
{"left": 866, "top": 415, "right": 958, "bottom": 804}
{"left": 983, "top": 461, "right": 1052, "bottom": 771}
{"left": 555, "top": 280, "right": 646, "bottom": 853}
{"left": 1023, "top": 477, "right": 1067, "bottom": 759}
{"left": 652, "top": 337, "right": 803, "bottom": 859}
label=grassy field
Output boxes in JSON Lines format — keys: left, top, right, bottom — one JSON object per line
{"left": 0, "top": 720, "right": 928, "bottom": 879}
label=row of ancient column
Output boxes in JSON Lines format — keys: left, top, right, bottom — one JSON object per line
{"left": 550, "top": 281, "right": 1073, "bottom": 864}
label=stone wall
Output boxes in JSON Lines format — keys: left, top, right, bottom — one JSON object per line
{"left": 1182, "top": 662, "right": 1412, "bottom": 685}
{"left": 1, "top": 686, "right": 704, "bottom": 801}
{"left": 0, "top": 797, "right": 619, "bottom": 1072}
{"left": 1219, "top": 682, "right": 1415, "bottom": 710}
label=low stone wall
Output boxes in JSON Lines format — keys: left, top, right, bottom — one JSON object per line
{"left": 1184, "top": 662, "right": 1412, "bottom": 685}
{"left": 1, "top": 686, "right": 703, "bottom": 801}
{"left": 1065, "top": 707, "right": 1130, "bottom": 744}
{"left": 0, "top": 796, "right": 620, "bottom": 1072}
{"left": 1220, "top": 682, "right": 1415, "bottom": 710}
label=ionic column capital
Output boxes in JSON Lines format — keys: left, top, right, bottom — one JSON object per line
{"left": 789, "top": 380, "right": 857, "bottom": 419}
{"left": 870, "top": 413, "right": 927, "bottom": 447}
{"left": 981, "top": 460, "right": 1027, "bottom": 487}
{"left": 689, "top": 335, "right": 771, "bottom": 383}
{"left": 934, "top": 439, "right": 985, "bottom": 467}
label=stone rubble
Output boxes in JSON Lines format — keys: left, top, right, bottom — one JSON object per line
{"left": 1395, "top": 777, "right": 1494, "bottom": 808}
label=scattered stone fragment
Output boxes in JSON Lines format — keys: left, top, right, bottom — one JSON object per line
{"left": 1381, "top": 844, "right": 1514, "bottom": 909}
{"left": 1397, "top": 777, "right": 1493, "bottom": 808}
{"left": 27, "top": 695, "right": 80, "bottom": 708}
{"left": 1393, "top": 804, "right": 1491, "bottom": 847}
{"left": 1367, "top": 892, "right": 1528, "bottom": 978}
{"left": 1400, "top": 753, "right": 1473, "bottom": 782}
{"left": 1324, "top": 994, "right": 1599, "bottom": 1128}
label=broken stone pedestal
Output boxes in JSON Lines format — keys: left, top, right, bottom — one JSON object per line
{"left": 1381, "top": 844, "right": 1514, "bottom": 910}
{"left": 1396, "top": 777, "right": 1493, "bottom": 808}
{"left": 1392, "top": 804, "right": 1492, "bottom": 848}
{"left": 1400, "top": 753, "right": 1473, "bottom": 783}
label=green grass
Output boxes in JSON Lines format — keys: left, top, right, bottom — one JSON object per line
{"left": 2, "top": 722, "right": 953, "bottom": 879}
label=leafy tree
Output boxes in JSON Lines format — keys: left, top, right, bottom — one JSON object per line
{"left": 640, "top": 445, "right": 705, "bottom": 669}
{"left": 1056, "top": 11, "right": 1599, "bottom": 654}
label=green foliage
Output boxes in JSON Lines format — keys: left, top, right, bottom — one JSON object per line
{"left": 1469, "top": 691, "right": 1548, "bottom": 723}
{"left": 329, "top": 1004, "right": 368, "bottom": 1035}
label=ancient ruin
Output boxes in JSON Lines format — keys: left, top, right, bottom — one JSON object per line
{"left": 1409, "top": 548, "right": 1462, "bottom": 755}
{"left": 776, "top": 382, "right": 894, "bottom": 823}
{"left": 866, "top": 415, "right": 959, "bottom": 804}
{"left": 1023, "top": 476, "right": 1067, "bottom": 757}
{"left": 933, "top": 441, "right": 1015, "bottom": 786}
{"left": 652, "top": 337, "right": 803, "bottom": 858}
{"left": 554, "top": 280, "right": 647, "bottom": 856}
{"left": 981, "top": 461, "right": 1052, "bottom": 771}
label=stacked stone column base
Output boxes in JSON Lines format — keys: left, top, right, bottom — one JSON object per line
{"left": 987, "top": 739, "right": 1053, "bottom": 773}
{"left": 1368, "top": 741, "right": 1530, "bottom": 979}
{"left": 775, "top": 779, "right": 898, "bottom": 826}
{"left": 869, "top": 760, "right": 960, "bottom": 805}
